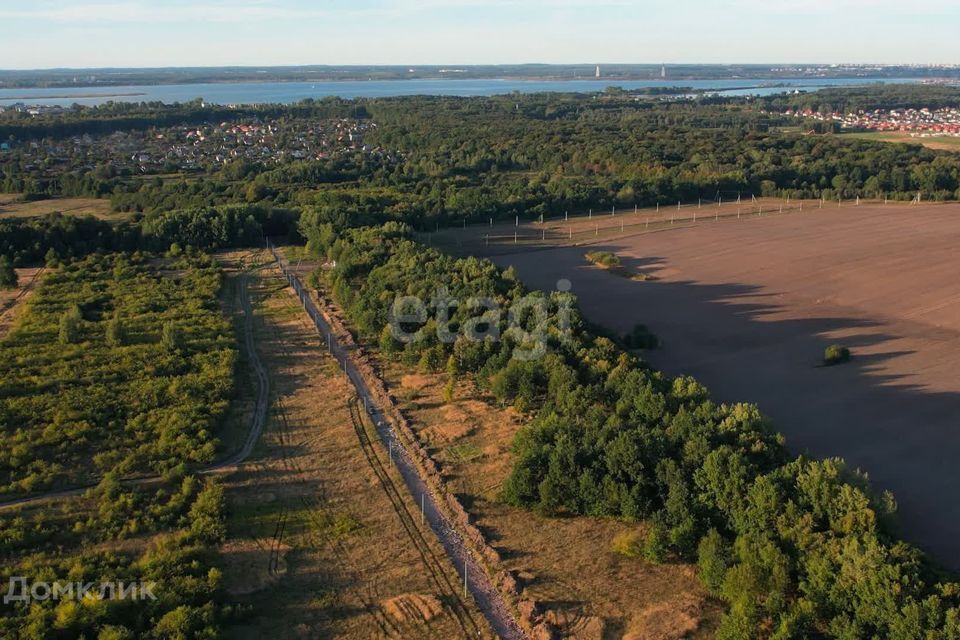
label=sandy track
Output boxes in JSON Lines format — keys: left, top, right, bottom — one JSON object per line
{"left": 491, "top": 203, "right": 960, "bottom": 570}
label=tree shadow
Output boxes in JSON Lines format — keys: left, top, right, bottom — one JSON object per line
{"left": 493, "top": 243, "right": 960, "bottom": 570}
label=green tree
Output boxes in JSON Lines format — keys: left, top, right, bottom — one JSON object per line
{"left": 44, "top": 247, "right": 60, "bottom": 268}
{"left": 697, "top": 529, "right": 732, "bottom": 595}
{"left": 106, "top": 310, "right": 126, "bottom": 347}
{"left": 0, "top": 255, "right": 17, "bottom": 290}
{"left": 161, "top": 321, "right": 185, "bottom": 352}
{"left": 59, "top": 304, "right": 83, "bottom": 344}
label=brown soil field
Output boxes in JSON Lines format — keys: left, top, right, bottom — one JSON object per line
{"left": 218, "top": 253, "right": 493, "bottom": 639}
{"left": 425, "top": 197, "right": 927, "bottom": 256}
{"left": 0, "top": 193, "right": 121, "bottom": 220}
{"left": 488, "top": 203, "right": 960, "bottom": 570}
{"left": 382, "top": 365, "right": 721, "bottom": 639}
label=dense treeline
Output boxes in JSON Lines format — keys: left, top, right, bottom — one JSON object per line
{"left": 0, "top": 204, "right": 296, "bottom": 265}
{"left": 5, "top": 89, "right": 960, "bottom": 230}
{"left": 310, "top": 222, "right": 960, "bottom": 639}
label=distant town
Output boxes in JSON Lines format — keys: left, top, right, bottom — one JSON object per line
{"left": 0, "top": 116, "right": 379, "bottom": 175}
{"left": 782, "top": 106, "right": 960, "bottom": 137}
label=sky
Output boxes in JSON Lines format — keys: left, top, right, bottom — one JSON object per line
{"left": 0, "top": 0, "right": 957, "bottom": 70}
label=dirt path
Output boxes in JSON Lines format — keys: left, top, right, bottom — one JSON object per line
{"left": 0, "top": 266, "right": 46, "bottom": 337}
{"left": 266, "top": 240, "right": 525, "bottom": 640}
{"left": 205, "top": 271, "right": 270, "bottom": 471}
{"left": 0, "top": 261, "right": 269, "bottom": 511}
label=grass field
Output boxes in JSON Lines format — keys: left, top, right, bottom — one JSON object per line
{"left": 842, "top": 131, "right": 960, "bottom": 151}
{"left": 0, "top": 193, "right": 124, "bottom": 220}
{"left": 490, "top": 202, "right": 960, "bottom": 571}
{"left": 220, "top": 253, "right": 493, "bottom": 639}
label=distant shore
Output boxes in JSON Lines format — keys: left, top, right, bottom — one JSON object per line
{"left": 1, "top": 92, "right": 147, "bottom": 100}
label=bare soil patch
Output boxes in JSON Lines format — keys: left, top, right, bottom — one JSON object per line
{"left": 490, "top": 202, "right": 960, "bottom": 570}
{"left": 0, "top": 267, "right": 44, "bottom": 338}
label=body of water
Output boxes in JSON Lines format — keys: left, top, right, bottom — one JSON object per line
{"left": 0, "top": 77, "right": 922, "bottom": 107}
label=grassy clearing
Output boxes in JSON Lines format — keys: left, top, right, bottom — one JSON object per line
{"left": 0, "top": 193, "right": 127, "bottom": 221}
{"left": 219, "top": 253, "right": 493, "bottom": 639}
{"left": 842, "top": 131, "right": 960, "bottom": 151}
{"left": 382, "top": 363, "right": 720, "bottom": 639}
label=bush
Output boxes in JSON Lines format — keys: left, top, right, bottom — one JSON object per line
{"left": 642, "top": 523, "right": 668, "bottom": 563}
{"left": 611, "top": 530, "right": 644, "bottom": 558}
{"left": 824, "top": 344, "right": 851, "bottom": 365}
{"left": 585, "top": 250, "right": 621, "bottom": 268}
{"left": 59, "top": 304, "right": 83, "bottom": 344}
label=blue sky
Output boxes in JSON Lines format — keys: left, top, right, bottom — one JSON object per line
{"left": 0, "top": 0, "right": 957, "bottom": 69}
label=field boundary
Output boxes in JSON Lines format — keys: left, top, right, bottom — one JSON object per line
{"left": 421, "top": 197, "right": 953, "bottom": 255}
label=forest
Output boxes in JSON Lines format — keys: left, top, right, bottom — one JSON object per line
{"left": 3, "top": 87, "right": 960, "bottom": 240}
{"left": 305, "top": 220, "right": 960, "bottom": 639}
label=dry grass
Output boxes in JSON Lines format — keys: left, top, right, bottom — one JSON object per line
{"left": 217, "top": 252, "right": 493, "bottom": 639}
{"left": 0, "top": 193, "right": 124, "bottom": 220}
{"left": 842, "top": 131, "right": 960, "bottom": 152}
{"left": 385, "top": 366, "right": 721, "bottom": 639}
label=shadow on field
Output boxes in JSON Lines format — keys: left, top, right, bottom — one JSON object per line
{"left": 492, "top": 244, "right": 960, "bottom": 571}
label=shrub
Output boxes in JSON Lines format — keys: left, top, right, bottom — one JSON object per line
{"left": 585, "top": 250, "right": 621, "bottom": 268}
{"left": 105, "top": 311, "right": 126, "bottom": 346}
{"left": 642, "top": 523, "right": 668, "bottom": 563}
{"left": 611, "top": 530, "right": 644, "bottom": 558}
{"left": 824, "top": 344, "right": 851, "bottom": 365}
{"left": 161, "top": 321, "right": 185, "bottom": 352}
{"left": 623, "top": 323, "right": 659, "bottom": 349}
